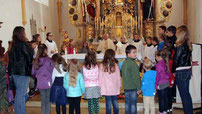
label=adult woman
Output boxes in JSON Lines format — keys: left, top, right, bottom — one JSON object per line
{"left": 8, "top": 26, "right": 33, "bottom": 114}
{"left": 44, "top": 32, "right": 57, "bottom": 57}
{"left": 172, "top": 25, "right": 193, "bottom": 114}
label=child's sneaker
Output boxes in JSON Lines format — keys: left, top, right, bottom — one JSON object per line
{"left": 28, "top": 88, "right": 35, "bottom": 98}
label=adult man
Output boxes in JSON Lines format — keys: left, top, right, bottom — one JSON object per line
{"left": 97, "top": 34, "right": 115, "bottom": 53}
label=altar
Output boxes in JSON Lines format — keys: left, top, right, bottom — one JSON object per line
{"left": 63, "top": 53, "right": 126, "bottom": 60}
{"left": 66, "top": 0, "right": 174, "bottom": 43}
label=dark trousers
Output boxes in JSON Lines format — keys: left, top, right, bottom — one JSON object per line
{"left": 168, "top": 87, "right": 173, "bottom": 110}
{"left": 158, "top": 87, "right": 169, "bottom": 112}
{"left": 176, "top": 69, "right": 193, "bottom": 114}
{"left": 56, "top": 104, "right": 66, "bottom": 114}
{"left": 68, "top": 97, "right": 81, "bottom": 114}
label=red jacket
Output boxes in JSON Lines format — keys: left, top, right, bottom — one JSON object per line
{"left": 169, "top": 50, "right": 175, "bottom": 87}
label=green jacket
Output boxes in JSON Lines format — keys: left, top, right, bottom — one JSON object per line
{"left": 121, "top": 57, "right": 141, "bottom": 90}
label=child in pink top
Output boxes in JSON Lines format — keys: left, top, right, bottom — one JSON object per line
{"left": 99, "top": 49, "right": 121, "bottom": 114}
{"left": 83, "top": 50, "right": 101, "bottom": 114}
{"left": 67, "top": 39, "right": 75, "bottom": 54}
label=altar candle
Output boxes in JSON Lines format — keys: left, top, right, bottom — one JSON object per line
{"left": 97, "top": 17, "right": 99, "bottom": 30}
{"left": 136, "top": 16, "right": 138, "bottom": 33}
{"left": 95, "top": 17, "right": 97, "bottom": 30}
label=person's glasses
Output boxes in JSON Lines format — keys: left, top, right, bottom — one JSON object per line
{"left": 49, "top": 34, "right": 53, "bottom": 37}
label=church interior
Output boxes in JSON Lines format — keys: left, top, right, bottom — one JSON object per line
{"left": 0, "top": 0, "right": 201, "bottom": 114}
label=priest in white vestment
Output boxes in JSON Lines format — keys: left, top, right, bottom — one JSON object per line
{"left": 97, "top": 34, "right": 115, "bottom": 53}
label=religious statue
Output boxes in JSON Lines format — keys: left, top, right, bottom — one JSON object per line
{"left": 63, "top": 31, "right": 69, "bottom": 46}
{"left": 116, "top": 12, "right": 122, "bottom": 26}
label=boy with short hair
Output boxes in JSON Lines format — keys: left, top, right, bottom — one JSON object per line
{"left": 166, "top": 25, "right": 177, "bottom": 47}
{"left": 141, "top": 58, "right": 157, "bottom": 114}
{"left": 157, "top": 34, "right": 166, "bottom": 50}
{"left": 158, "top": 25, "right": 167, "bottom": 35}
{"left": 121, "top": 45, "right": 141, "bottom": 114}
{"left": 144, "top": 37, "right": 155, "bottom": 64}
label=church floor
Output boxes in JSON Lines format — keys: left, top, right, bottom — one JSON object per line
{"left": 5, "top": 106, "right": 201, "bottom": 114}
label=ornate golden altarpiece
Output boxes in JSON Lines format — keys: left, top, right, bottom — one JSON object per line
{"left": 65, "top": 0, "right": 174, "bottom": 42}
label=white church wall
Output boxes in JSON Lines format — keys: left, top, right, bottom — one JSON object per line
{"left": 0, "top": 0, "right": 60, "bottom": 50}
{"left": 165, "top": 0, "right": 184, "bottom": 27}
{"left": 61, "top": 0, "right": 77, "bottom": 43}
{"left": 187, "top": 0, "right": 202, "bottom": 44}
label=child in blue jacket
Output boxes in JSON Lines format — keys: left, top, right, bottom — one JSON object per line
{"left": 63, "top": 59, "right": 85, "bottom": 114}
{"left": 141, "top": 58, "right": 157, "bottom": 114}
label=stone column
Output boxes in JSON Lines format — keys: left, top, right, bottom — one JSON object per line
{"left": 21, "top": 0, "right": 27, "bottom": 26}
{"left": 57, "top": 0, "right": 62, "bottom": 32}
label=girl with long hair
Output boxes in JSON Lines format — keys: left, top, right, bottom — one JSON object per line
{"left": 155, "top": 50, "right": 170, "bottom": 114}
{"left": 99, "top": 49, "right": 121, "bottom": 114}
{"left": 163, "top": 40, "right": 175, "bottom": 113}
{"left": 50, "top": 53, "right": 68, "bottom": 114}
{"left": 83, "top": 50, "right": 101, "bottom": 114}
{"left": 80, "top": 41, "right": 89, "bottom": 53}
{"left": 33, "top": 34, "right": 42, "bottom": 45}
{"left": 172, "top": 25, "right": 193, "bottom": 114}
{"left": 63, "top": 59, "right": 85, "bottom": 114}
{"left": 8, "top": 26, "right": 33, "bottom": 114}
{"left": 32, "top": 44, "right": 54, "bottom": 114}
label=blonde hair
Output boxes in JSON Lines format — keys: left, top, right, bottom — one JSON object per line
{"left": 143, "top": 58, "right": 152, "bottom": 70}
{"left": 176, "top": 25, "right": 192, "bottom": 51}
{"left": 67, "top": 59, "right": 80, "bottom": 87}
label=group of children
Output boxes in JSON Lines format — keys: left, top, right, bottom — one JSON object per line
{"left": 29, "top": 25, "right": 177, "bottom": 114}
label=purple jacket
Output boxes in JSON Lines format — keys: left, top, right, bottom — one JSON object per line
{"left": 155, "top": 60, "right": 170, "bottom": 89}
{"left": 31, "top": 56, "right": 54, "bottom": 89}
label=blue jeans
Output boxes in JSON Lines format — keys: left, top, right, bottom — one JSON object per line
{"left": 40, "top": 89, "right": 51, "bottom": 114}
{"left": 124, "top": 90, "right": 138, "bottom": 114}
{"left": 105, "top": 96, "right": 119, "bottom": 114}
{"left": 13, "top": 75, "right": 29, "bottom": 114}
{"left": 175, "top": 69, "right": 193, "bottom": 114}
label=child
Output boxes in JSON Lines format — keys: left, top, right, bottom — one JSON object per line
{"left": 80, "top": 41, "right": 89, "bottom": 53}
{"left": 29, "top": 40, "right": 38, "bottom": 97}
{"left": 131, "top": 34, "right": 144, "bottom": 60}
{"left": 0, "top": 60, "right": 9, "bottom": 113}
{"left": 144, "top": 37, "right": 155, "bottom": 64}
{"left": 50, "top": 53, "right": 68, "bottom": 114}
{"left": 157, "top": 34, "right": 166, "bottom": 50}
{"left": 67, "top": 39, "right": 75, "bottom": 54}
{"left": 152, "top": 37, "right": 158, "bottom": 52}
{"left": 166, "top": 25, "right": 177, "bottom": 47}
{"left": 163, "top": 40, "right": 175, "bottom": 113}
{"left": 83, "top": 50, "right": 101, "bottom": 114}
{"left": 63, "top": 59, "right": 85, "bottom": 114}
{"left": 60, "top": 44, "right": 66, "bottom": 55}
{"left": 30, "top": 40, "right": 37, "bottom": 59}
{"left": 121, "top": 45, "right": 141, "bottom": 114}
{"left": 141, "top": 58, "right": 157, "bottom": 114}
{"left": 99, "top": 49, "right": 121, "bottom": 114}
{"left": 32, "top": 44, "right": 55, "bottom": 114}
{"left": 33, "top": 34, "right": 42, "bottom": 45}
{"left": 155, "top": 50, "right": 170, "bottom": 114}
{"left": 158, "top": 25, "right": 167, "bottom": 36}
